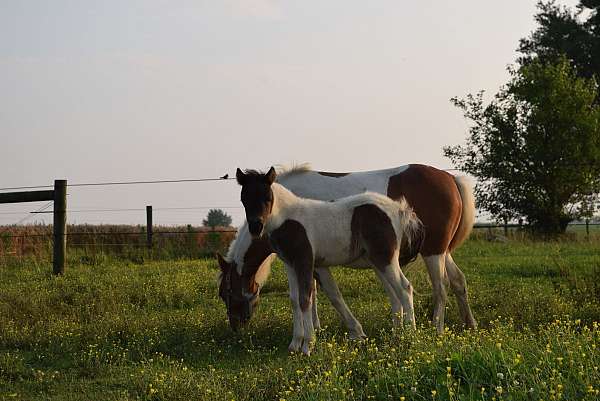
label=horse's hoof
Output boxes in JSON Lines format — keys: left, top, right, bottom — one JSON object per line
{"left": 301, "top": 342, "right": 312, "bottom": 356}
{"left": 349, "top": 332, "right": 367, "bottom": 341}
{"left": 288, "top": 338, "right": 303, "bottom": 353}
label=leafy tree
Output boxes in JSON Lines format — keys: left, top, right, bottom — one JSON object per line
{"left": 202, "top": 209, "right": 232, "bottom": 228}
{"left": 444, "top": 57, "right": 600, "bottom": 234}
{"left": 519, "top": 1, "right": 600, "bottom": 82}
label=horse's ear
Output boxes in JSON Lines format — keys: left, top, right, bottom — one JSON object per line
{"left": 216, "top": 253, "right": 229, "bottom": 271}
{"left": 236, "top": 168, "right": 246, "bottom": 186}
{"left": 265, "top": 166, "right": 277, "bottom": 185}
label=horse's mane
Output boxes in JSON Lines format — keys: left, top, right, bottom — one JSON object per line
{"left": 275, "top": 163, "right": 312, "bottom": 181}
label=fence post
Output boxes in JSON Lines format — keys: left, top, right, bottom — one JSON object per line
{"left": 503, "top": 217, "right": 508, "bottom": 237}
{"left": 146, "top": 205, "right": 153, "bottom": 249}
{"left": 53, "top": 180, "right": 67, "bottom": 275}
{"left": 586, "top": 218, "right": 590, "bottom": 238}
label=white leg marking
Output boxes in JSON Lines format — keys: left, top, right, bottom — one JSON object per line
{"left": 378, "top": 274, "right": 404, "bottom": 326}
{"left": 311, "top": 278, "right": 321, "bottom": 330}
{"left": 301, "top": 295, "right": 315, "bottom": 356}
{"left": 423, "top": 254, "right": 447, "bottom": 333}
{"left": 375, "top": 261, "right": 415, "bottom": 329}
{"left": 315, "top": 267, "right": 366, "bottom": 339}
{"left": 285, "top": 264, "right": 304, "bottom": 352}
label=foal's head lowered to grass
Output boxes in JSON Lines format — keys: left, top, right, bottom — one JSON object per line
{"left": 236, "top": 167, "right": 277, "bottom": 238}
{"left": 216, "top": 253, "right": 259, "bottom": 331}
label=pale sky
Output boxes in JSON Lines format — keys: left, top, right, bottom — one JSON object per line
{"left": 0, "top": 0, "right": 579, "bottom": 226}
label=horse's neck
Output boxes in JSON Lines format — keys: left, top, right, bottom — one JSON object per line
{"left": 226, "top": 223, "right": 252, "bottom": 271}
{"left": 270, "top": 183, "right": 302, "bottom": 220}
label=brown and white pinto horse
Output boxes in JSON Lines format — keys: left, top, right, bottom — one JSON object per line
{"left": 217, "top": 163, "right": 476, "bottom": 334}
{"left": 234, "top": 167, "right": 424, "bottom": 354}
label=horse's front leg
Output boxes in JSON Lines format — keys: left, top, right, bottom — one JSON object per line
{"left": 284, "top": 264, "right": 305, "bottom": 353}
{"left": 286, "top": 260, "right": 316, "bottom": 355}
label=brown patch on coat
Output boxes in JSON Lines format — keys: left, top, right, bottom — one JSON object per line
{"left": 318, "top": 171, "right": 350, "bottom": 178}
{"left": 387, "top": 164, "right": 462, "bottom": 256}
{"left": 350, "top": 204, "right": 398, "bottom": 270}
{"left": 268, "top": 220, "right": 314, "bottom": 311}
{"left": 242, "top": 237, "right": 274, "bottom": 278}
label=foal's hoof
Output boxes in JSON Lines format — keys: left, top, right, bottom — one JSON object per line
{"left": 301, "top": 342, "right": 312, "bottom": 356}
{"left": 288, "top": 338, "right": 303, "bottom": 353}
{"left": 349, "top": 332, "right": 367, "bottom": 341}
{"left": 466, "top": 319, "right": 478, "bottom": 330}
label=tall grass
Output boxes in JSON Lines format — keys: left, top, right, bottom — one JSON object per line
{"left": 0, "top": 238, "right": 598, "bottom": 400}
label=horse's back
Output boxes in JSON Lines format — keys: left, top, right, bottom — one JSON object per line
{"left": 386, "top": 164, "right": 462, "bottom": 256}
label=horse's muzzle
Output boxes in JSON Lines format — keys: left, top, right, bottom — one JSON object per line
{"left": 248, "top": 220, "right": 264, "bottom": 237}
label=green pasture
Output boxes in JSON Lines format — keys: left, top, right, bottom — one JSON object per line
{"left": 0, "top": 239, "right": 598, "bottom": 400}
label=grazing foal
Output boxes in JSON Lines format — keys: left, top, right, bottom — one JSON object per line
{"left": 236, "top": 167, "right": 424, "bottom": 355}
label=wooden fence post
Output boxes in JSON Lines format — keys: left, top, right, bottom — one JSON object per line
{"left": 53, "top": 180, "right": 67, "bottom": 275}
{"left": 586, "top": 218, "right": 590, "bottom": 238}
{"left": 146, "top": 205, "right": 153, "bottom": 249}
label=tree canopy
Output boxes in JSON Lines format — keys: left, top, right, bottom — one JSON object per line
{"left": 202, "top": 209, "right": 233, "bottom": 228}
{"left": 444, "top": 57, "right": 600, "bottom": 234}
{"left": 519, "top": 1, "right": 600, "bottom": 82}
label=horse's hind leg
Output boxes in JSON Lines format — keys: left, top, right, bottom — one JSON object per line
{"left": 445, "top": 253, "right": 477, "bottom": 329}
{"left": 314, "top": 267, "right": 366, "bottom": 339}
{"left": 374, "top": 270, "right": 405, "bottom": 326}
{"left": 373, "top": 256, "right": 415, "bottom": 329}
{"left": 423, "top": 254, "right": 448, "bottom": 334}
{"left": 311, "top": 278, "right": 321, "bottom": 330}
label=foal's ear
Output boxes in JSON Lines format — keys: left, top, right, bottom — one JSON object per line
{"left": 216, "top": 253, "right": 229, "bottom": 271}
{"left": 236, "top": 168, "right": 246, "bottom": 186}
{"left": 264, "top": 166, "right": 277, "bottom": 185}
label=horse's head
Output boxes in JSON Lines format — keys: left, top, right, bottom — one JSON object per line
{"left": 217, "top": 253, "right": 260, "bottom": 331}
{"left": 236, "top": 167, "right": 277, "bottom": 238}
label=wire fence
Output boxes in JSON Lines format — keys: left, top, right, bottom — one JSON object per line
{"left": 1, "top": 170, "right": 599, "bottom": 262}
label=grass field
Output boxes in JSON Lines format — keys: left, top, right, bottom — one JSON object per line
{"left": 0, "top": 238, "right": 599, "bottom": 400}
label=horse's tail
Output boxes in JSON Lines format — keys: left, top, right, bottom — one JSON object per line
{"left": 397, "top": 197, "right": 425, "bottom": 267}
{"left": 448, "top": 176, "right": 475, "bottom": 251}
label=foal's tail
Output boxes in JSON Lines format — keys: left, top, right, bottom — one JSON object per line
{"left": 448, "top": 176, "right": 475, "bottom": 251}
